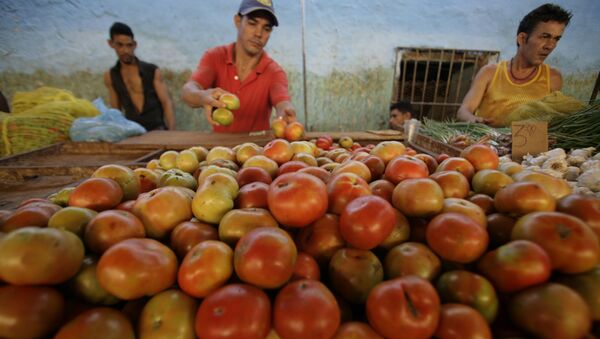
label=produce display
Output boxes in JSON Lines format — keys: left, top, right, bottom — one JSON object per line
{"left": 2, "top": 129, "right": 600, "bottom": 339}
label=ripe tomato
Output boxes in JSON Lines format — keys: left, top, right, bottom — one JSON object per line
{"left": 332, "top": 322, "right": 383, "bottom": 339}
{"left": 298, "top": 166, "right": 331, "bottom": 184}
{"left": 441, "top": 198, "right": 487, "bottom": 229}
{"left": 236, "top": 181, "right": 270, "bottom": 209}
{"left": 295, "top": 213, "right": 345, "bottom": 266}
{"left": 429, "top": 170, "right": 470, "bottom": 199}
{"left": 218, "top": 207, "right": 278, "bottom": 246}
{"left": 555, "top": 266, "right": 600, "bottom": 320}
{"left": 2, "top": 201, "right": 61, "bottom": 232}
{"left": 557, "top": 194, "right": 600, "bottom": 240}
{"left": 139, "top": 289, "right": 198, "bottom": 339}
{"left": 366, "top": 276, "right": 440, "bottom": 339}
{"left": 97, "top": 238, "right": 178, "bottom": 300}
{"left": 436, "top": 270, "right": 498, "bottom": 323}
{"left": 327, "top": 172, "right": 372, "bottom": 215}
{"left": 384, "top": 156, "right": 429, "bottom": 184}
{"left": 0, "top": 285, "right": 65, "bottom": 338}
{"left": 274, "top": 279, "right": 341, "bottom": 339}
{"left": 477, "top": 239, "right": 551, "bottom": 293}
{"left": 68, "top": 255, "right": 120, "bottom": 306}
{"left": 426, "top": 212, "right": 488, "bottom": 263}
{"left": 509, "top": 283, "right": 591, "bottom": 339}
{"left": 471, "top": 169, "right": 514, "bottom": 197}
{"left": 360, "top": 155, "right": 386, "bottom": 181}
{"left": 195, "top": 284, "right": 271, "bottom": 339}
{"left": 170, "top": 220, "right": 219, "bottom": 259}
{"left": 263, "top": 138, "right": 294, "bottom": 165}
{"left": 511, "top": 211, "right": 600, "bottom": 273}
{"left": 268, "top": 172, "right": 328, "bottom": 227}
{"left": 494, "top": 181, "right": 556, "bottom": 216}
{"left": 178, "top": 240, "right": 233, "bottom": 298}
{"left": 339, "top": 195, "right": 395, "bottom": 250}
{"left": 55, "top": 307, "right": 134, "bottom": 339}
{"left": 331, "top": 160, "right": 372, "bottom": 183}
{"left": 368, "top": 179, "right": 395, "bottom": 203}
{"left": 460, "top": 143, "right": 499, "bottom": 171}
{"left": 486, "top": 213, "right": 516, "bottom": 248}
{"left": 392, "top": 178, "right": 445, "bottom": 218}
{"left": 468, "top": 193, "right": 496, "bottom": 215}
{"left": 434, "top": 304, "right": 492, "bottom": 339}
{"left": 278, "top": 160, "right": 309, "bottom": 176}
{"left": 84, "top": 209, "right": 145, "bottom": 254}
{"left": 291, "top": 252, "right": 321, "bottom": 281}
{"left": 378, "top": 209, "right": 411, "bottom": 250}
{"left": 0, "top": 226, "right": 84, "bottom": 285}
{"left": 234, "top": 227, "right": 297, "bottom": 289}
{"left": 236, "top": 166, "right": 273, "bottom": 186}
{"left": 69, "top": 177, "right": 123, "bottom": 211}
{"left": 435, "top": 157, "right": 475, "bottom": 181}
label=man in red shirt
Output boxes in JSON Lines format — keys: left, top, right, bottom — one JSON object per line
{"left": 182, "top": 0, "right": 297, "bottom": 133}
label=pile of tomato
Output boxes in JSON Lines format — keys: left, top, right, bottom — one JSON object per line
{"left": 1, "top": 138, "right": 599, "bottom": 339}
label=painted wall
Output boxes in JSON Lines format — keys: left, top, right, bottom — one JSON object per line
{"left": 1, "top": 0, "right": 598, "bottom": 131}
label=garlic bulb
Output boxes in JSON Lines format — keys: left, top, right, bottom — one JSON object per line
{"left": 573, "top": 186, "right": 594, "bottom": 195}
{"left": 581, "top": 160, "right": 600, "bottom": 173}
{"left": 536, "top": 168, "right": 564, "bottom": 179}
{"left": 564, "top": 167, "right": 581, "bottom": 181}
{"left": 541, "top": 148, "right": 567, "bottom": 159}
{"left": 499, "top": 155, "right": 512, "bottom": 164}
{"left": 593, "top": 153, "right": 600, "bottom": 161}
{"left": 527, "top": 155, "right": 549, "bottom": 167}
{"left": 567, "top": 155, "right": 586, "bottom": 167}
{"left": 542, "top": 157, "right": 568, "bottom": 173}
{"left": 570, "top": 147, "right": 595, "bottom": 159}
{"left": 577, "top": 168, "right": 600, "bottom": 192}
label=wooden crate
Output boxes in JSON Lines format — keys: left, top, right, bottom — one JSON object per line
{"left": 0, "top": 142, "right": 162, "bottom": 209}
{"left": 408, "top": 134, "right": 462, "bottom": 157}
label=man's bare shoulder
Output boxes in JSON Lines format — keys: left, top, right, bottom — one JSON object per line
{"left": 103, "top": 70, "right": 112, "bottom": 85}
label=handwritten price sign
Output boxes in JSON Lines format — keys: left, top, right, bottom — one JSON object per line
{"left": 511, "top": 121, "right": 548, "bottom": 161}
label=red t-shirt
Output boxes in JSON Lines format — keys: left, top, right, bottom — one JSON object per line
{"left": 190, "top": 43, "right": 291, "bottom": 133}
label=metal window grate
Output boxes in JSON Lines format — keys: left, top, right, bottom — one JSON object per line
{"left": 392, "top": 47, "right": 500, "bottom": 121}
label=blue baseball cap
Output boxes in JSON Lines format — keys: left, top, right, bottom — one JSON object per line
{"left": 238, "top": 0, "right": 279, "bottom": 26}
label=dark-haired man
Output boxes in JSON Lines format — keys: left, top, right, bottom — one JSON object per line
{"left": 181, "top": 0, "right": 296, "bottom": 133}
{"left": 458, "top": 3, "right": 572, "bottom": 126}
{"left": 389, "top": 101, "right": 415, "bottom": 130}
{"left": 104, "top": 22, "right": 175, "bottom": 130}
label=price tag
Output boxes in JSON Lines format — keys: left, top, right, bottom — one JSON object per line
{"left": 511, "top": 121, "right": 548, "bottom": 161}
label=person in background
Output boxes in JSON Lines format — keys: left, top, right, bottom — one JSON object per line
{"left": 104, "top": 22, "right": 175, "bottom": 131}
{"left": 181, "top": 0, "right": 296, "bottom": 133}
{"left": 457, "top": 3, "right": 572, "bottom": 126}
{"left": 0, "top": 90, "right": 9, "bottom": 112}
{"left": 389, "top": 101, "right": 415, "bottom": 130}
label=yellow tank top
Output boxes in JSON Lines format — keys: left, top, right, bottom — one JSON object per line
{"left": 476, "top": 60, "right": 551, "bottom": 126}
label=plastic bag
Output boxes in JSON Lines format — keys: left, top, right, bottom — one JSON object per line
{"left": 69, "top": 98, "right": 146, "bottom": 142}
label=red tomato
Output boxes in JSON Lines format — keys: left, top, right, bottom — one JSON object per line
{"left": 97, "top": 238, "right": 178, "bottom": 300}
{"left": 477, "top": 239, "right": 551, "bottom": 293}
{"left": 2, "top": 201, "right": 61, "bottom": 232}
{"left": 69, "top": 177, "right": 123, "bottom": 211}
{"left": 0, "top": 285, "right": 65, "bottom": 338}
{"left": 557, "top": 194, "right": 600, "bottom": 240}
{"left": 0, "top": 226, "right": 84, "bottom": 285}
{"left": 178, "top": 240, "right": 233, "bottom": 298}
{"left": 235, "top": 181, "right": 270, "bottom": 209}
{"left": 435, "top": 157, "right": 475, "bottom": 181}
{"left": 195, "top": 284, "right": 271, "bottom": 339}
{"left": 392, "top": 178, "right": 445, "bottom": 218}
{"left": 298, "top": 166, "right": 331, "bottom": 184}
{"left": 234, "top": 227, "right": 297, "bottom": 289}
{"left": 262, "top": 138, "right": 294, "bottom": 165}
{"left": 366, "top": 276, "right": 440, "bottom": 339}
{"left": 511, "top": 211, "right": 600, "bottom": 273}
{"left": 278, "top": 160, "right": 309, "bottom": 176}
{"left": 509, "top": 283, "right": 591, "bottom": 339}
{"left": 339, "top": 195, "right": 396, "bottom": 250}
{"left": 170, "top": 220, "right": 219, "bottom": 259}
{"left": 360, "top": 155, "right": 386, "bottom": 181}
{"left": 468, "top": 193, "right": 496, "bottom": 215}
{"left": 384, "top": 156, "right": 429, "bottom": 184}
{"left": 460, "top": 143, "right": 499, "bottom": 171}
{"left": 555, "top": 266, "right": 600, "bottom": 320}
{"left": 368, "top": 179, "right": 395, "bottom": 203}
{"left": 236, "top": 166, "right": 273, "bottom": 187}
{"left": 378, "top": 209, "right": 411, "bottom": 250}
{"left": 55, "top": 307, "right": 134, "bottom": 339}
{"left": 268, "top": 172, "right": 328, "bottom": 227}
{"left": 434, "top": 304, "right": 492, "bottom": 339}
{"left": 68, "top": 255, "right": 120, "bottom": 306}
{"left": 494, "top": 181, "right": 556, "bottom": 216}
{"left": 332, "top": 322, "right": 383, "bottom": 339}
{"left": 426, "top": 212, "right": 489, "bottom": 263}
{"left": 429, "top": 170, "right": 470, "bottom": 199}
{"left": 327, "top": 172, "right": 372, "bottom": 215}
{"left": 291, "top": 252, "right": 321, "bottom": 281}
{"left": 413, "top": 153, "right": 439, "bottom": 174}
{"left": 84, "top": 209, "right": 145, "bottom": 254}
{"left": 435, "top": 270, "right": 498, "bottom": 323}
{"left": 139, "top": 289, "right": 198, "bottom": 339}
{"left": 486, "top": 213, "right": 516, "bottom": 248}
{"left": 274, "top": 279, "right": 341, "bottom": 339}
{"left": 295, "top": 213, "right": 345, "bottom": 266}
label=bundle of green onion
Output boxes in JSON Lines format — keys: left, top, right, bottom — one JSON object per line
{"left": 548, "top": 100, "right": 600, "bottom": 150}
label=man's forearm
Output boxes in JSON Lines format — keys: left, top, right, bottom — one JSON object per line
{"left": 181, "top": 81, "right": 204, "bottom": 108}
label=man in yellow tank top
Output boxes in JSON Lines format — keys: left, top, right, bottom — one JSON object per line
{"left": 457, "top": 4, "right": 572, "bottom": 127}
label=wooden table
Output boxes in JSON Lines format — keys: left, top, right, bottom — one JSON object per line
{"left": 117, "top": 130, "right": 404, "bottom": 149}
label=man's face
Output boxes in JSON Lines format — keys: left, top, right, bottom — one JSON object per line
{"left": 108, "top": 34, "right": 137, "bottom": 65}
{"left": 389, "top": 109, "right": 411, "bottom": 130}
{"left": 235, "top": 14, "right": 273, "bottom": 57}
{"left": 518, "top": 20, "right": 566, "bottom": 66}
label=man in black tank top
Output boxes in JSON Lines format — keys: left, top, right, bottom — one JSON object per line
{"left": 103, "top": 22, "right": 175, "bottom": 131}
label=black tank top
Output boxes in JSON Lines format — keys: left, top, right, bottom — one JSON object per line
{"left": 110, "top": 59, "right": 166, "bottom": 130}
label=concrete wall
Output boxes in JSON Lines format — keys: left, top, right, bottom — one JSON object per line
{"left": 1, "top": 0, "right": 598, "bottom": 131}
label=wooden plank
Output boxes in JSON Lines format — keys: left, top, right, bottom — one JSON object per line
{"left": 0, "top": 176, "right": 80, "bottom": 210}
{"left": 408, "top": 134, "right": 462, "bottom": 157}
